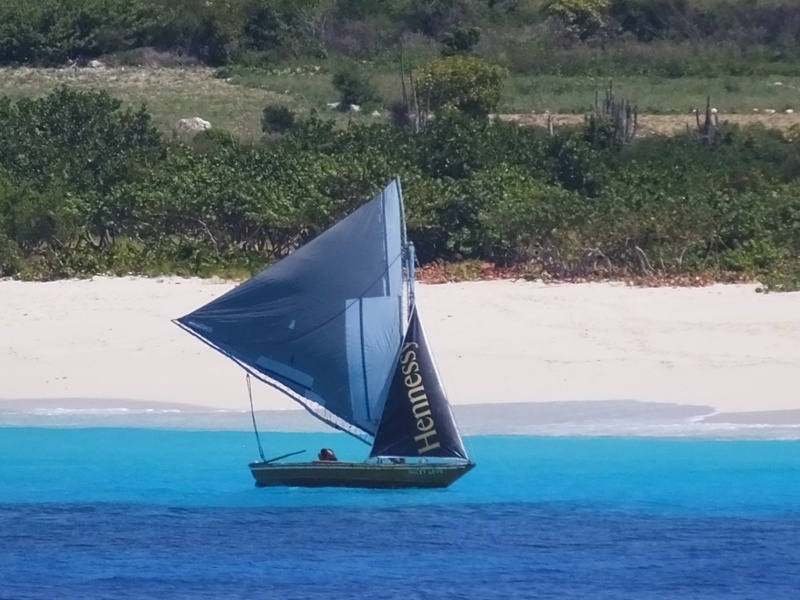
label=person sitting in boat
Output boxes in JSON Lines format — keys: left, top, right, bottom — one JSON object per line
{"left": 317, "top": 448, "right": 338, "bottom": 462}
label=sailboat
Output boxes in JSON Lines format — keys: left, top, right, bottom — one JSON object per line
{"left": 174, "top": 178, "right": 475, "bottom": 488}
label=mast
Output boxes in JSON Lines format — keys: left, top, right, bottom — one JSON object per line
{"left": 407, "top": 241, "right": 416, "bottom": 314}
{"left": 396, "top": 176, "right": 416, "bottom": 334}
{"left": 397, "top": 177, "right": 407, "bottom": 250}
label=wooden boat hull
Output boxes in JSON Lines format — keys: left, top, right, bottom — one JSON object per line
{"left": 249, "top": 460, "right": 475, "bottom": 489}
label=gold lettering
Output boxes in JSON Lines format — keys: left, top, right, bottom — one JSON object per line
{"left": 401, "top": 342, "right": 419, "bottom": 353}
{"left": 408, "top": 385, "right": 427, "bottom": 404}
{"left": 399, "top": 342, "right": 440, "bottom": 454}
{"left": 400, "top": 347, "right": 417, "bottom": 365}
{"left": 404, "top": 372, "right": 422, "bottom": 388}
{"left": 416, "top": 415, "right": 434, "bottom": 431}
{"left": 401, "top": 361, "right": 419, "bottom": 376}
{"left": 412, "top": 402, "right": 431, "bottom": 420}
{"left": 414, "top": 429, "right": 441, "bottom": 454}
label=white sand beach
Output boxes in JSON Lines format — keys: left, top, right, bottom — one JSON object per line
{"left": 1, "top": 277, "right": 799, "bottom": 429}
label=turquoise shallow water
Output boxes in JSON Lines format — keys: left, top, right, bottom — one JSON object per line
{"left": 3, "top": 428, "right": 800, "bottom": 512}
{"left": 2, "top": 428, "right": 800, "bottom": 598}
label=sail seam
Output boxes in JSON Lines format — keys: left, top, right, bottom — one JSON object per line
{"left": 381, "top": 186, "right": 390, "bottom": 296}
{"left": 358, "top": 299, "right": 371, "bottom": 423}
{"left": 286, "top": 250, "right": 405, "bottom": 346}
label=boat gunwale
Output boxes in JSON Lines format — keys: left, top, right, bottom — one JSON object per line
{"left": 249, "top": 460, "right": 475, "bottom": 471}
{"left": 248, "top": 459, "right": 475, "bottom": 488}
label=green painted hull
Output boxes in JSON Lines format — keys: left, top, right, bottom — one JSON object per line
{"left": 249, "top": 460, "right": 475, "bottom": 489}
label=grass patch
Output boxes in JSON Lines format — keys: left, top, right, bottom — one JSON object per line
{"left": 2, "top": 67, "right": 799, "bottom": 139}
{"left": 501, "top": 75, "right": 800, "bottom": 114}
{"left": 0, "top": 67, "right": 288, "bottom": 139}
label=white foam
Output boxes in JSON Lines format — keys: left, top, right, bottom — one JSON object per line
{"left": 28, "top": 407, "right": 183, "bottom": 416}
{"left": 3, "top": 400, "right": 800, "bottom": 439}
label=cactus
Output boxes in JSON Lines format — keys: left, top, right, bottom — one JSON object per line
{"left": 584, "top": 82, "right": 637, "bottom": 148}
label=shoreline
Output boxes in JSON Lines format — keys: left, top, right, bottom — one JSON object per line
{"left": 1, "top": 276, "right": 798, "bottom": 431}
{"left": 2, "top": 399, "right": 800, "bottom": 439}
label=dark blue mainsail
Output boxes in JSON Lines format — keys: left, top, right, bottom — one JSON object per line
{"left": 176, "top": 178, "right": 469, "bottom": 461}
{"left": 175, "top": 180, "right": 406, "bottom": 440}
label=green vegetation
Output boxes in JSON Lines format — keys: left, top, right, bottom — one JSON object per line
{"left": 1, "top": 0, "right": 799, "bottom": 80}
{"left": 0, "top": 87, "right": 798, "bottom": 290}
{"left": 261, "top": 103, "right": 295, "bottom": 134}
{"left": 0, "top": 0, "right": 798, "bottom": 289}
{"left": 2, "top": 69, "right": 798, "bottom": 142}
{"left": 332, "top": 68, "right": 379, "bottom": 109}
{"left": 416, "top": 55, "right": 509, "bottom": 119}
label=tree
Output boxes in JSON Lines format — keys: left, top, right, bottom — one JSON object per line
{"left": 440, "top": 25, "right": 481, "bottom": 56}
{"left": 243, "top": 0, "right": 328, "bottom": 58}
{"left": 332, "top": 69, "right": 379, "bottom": 109}
{"left": 415, "top": 55, "right": 508, "bottom": 119}
{"left": 545, "top": 0, "right": 611, "bottom": 41}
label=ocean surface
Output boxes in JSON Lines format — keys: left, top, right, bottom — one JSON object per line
{"left": 2, "top": 409, "right": 800, "bottom": 599}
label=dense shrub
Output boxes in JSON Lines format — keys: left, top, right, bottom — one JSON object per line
{"left": 0, "top": 0, "right": 166, "bottom": 65}
{"left": 0, "top": 87, "right": 798, "bottom": 289}
{"left": 261, "top": 104, "right": 296, "bottom": 134}
{"left": 243, "top": 0, "right": 326, "bottom": 59}
{"left": 440, "top": 25, "right": 481, "bottom": 55}
{"left": 332, "top": 69, "right": 379, "bottom": 109}
{"left": 0, "top": 0, "right": 798, "bottom": 79}
{"left": 545, "top": 0, "right": 611, "bottom": 41}
{"left": 0, "top": 88, "right": 164, "bottom": 194}
{"left": 415, "top": 55, "right": 508, "bottom": 119}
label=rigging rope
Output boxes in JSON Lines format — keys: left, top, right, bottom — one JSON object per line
{"left": 247, "top": 374, "right": 267, "bottom": 462}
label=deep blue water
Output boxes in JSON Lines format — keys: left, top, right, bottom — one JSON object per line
{"left": 2, "top": 428, "right": 800, "bottom": 599}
